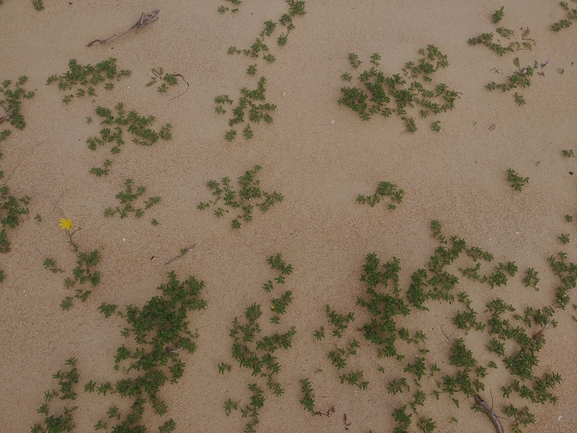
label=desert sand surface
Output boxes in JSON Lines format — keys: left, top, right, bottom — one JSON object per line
{"left": 1, "top": 1, "right": 576, "bottom": 432}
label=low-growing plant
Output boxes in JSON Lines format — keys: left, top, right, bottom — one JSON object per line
{"left": 197, "top": 165, "right": 284, "bottom": 228}
{"left": 214, "top": 76, "right": 276, "bottom": 141}
{"left": 356, "top": 180, "right": 404, "bottom": 209}
{"left": 50, "top": 218, "right": 102, "bottom": 310}
{"left": 507, "top": 168, "right": 529, "bottom": 191}
{"left": 104, "top": 178, "right": 161, "bottom": 219}
{"left": 338, "top": 46, "right": 459, "bottom": 133}
{"left": 551, "top": 2, "right": 577, "bottom": 32}
{"left": 47, "top": 58, "right": 131, "bottom": 103}
{"left": 31, "top": 358, "right": 79, "bottom": 433}
{"left": 145, "top": 67, "right": 179, "bottom": 94}
{"left": 86, "top": 102, "right": 172, "bottom": 175}
{"left": 94, "top": 271, "right": 206, "bottom": 431}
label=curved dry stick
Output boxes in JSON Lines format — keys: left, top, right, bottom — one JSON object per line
{"left": 169, "top": 74, "right": 190, "bottom": 101}
{"left": 87, "top": 9, "right": 160, "bottom": 47}
{"left": 474, "top": 394, "right": 504, "bottom": 433}
{"left": 0, "top": 108, "right": 14, "bottom": 124}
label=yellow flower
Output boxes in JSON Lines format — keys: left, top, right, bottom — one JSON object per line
{"left": 59, "top": 218, "right": 73, "bottom": 231}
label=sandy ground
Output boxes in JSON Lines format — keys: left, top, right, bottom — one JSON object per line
{"left": 1, "top": 1, "right": 576, "bottom": 432}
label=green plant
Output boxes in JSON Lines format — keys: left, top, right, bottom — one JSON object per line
{"left": 0, "top": 186, "right": 30, "bottom": 257}
{"left": 31, "top": 358, "right": 79, "bottom": 433}
{"left": 551, "top": 2, "right": 577, "bottom": 32}
{"left": 299, "top": 378, "right": 316, "bottom": 414}
{"left": 558, "top": 234, "right": 570, "bottom": 244}
{"left": 356, "top": 180, "right": 404, "bottom": 209}
{"left": 214, "top": 76, "right": 276, "bottom": 141}
{"left": 562, "top": 149, "right": 574, "bottom": 157}
{"left": 338, "top": 46, "right": 458, "bottom": 132}
{"left": 486, "top": 58, "right": 535, "bottom": 104}
{"left": 145, "top": 68, "right": 179, "bottom": 93}
{"left": 104, "top": 178, "right": 161, "bottom": 219}
{"left": 325, "top": 304, "right": 354, "bottom": 338}
{"left": 32, "top": 0, "right": 44, "bottom": 10}
{"left": 97, "top": 271, "right": 206, "bottom": 431}
{"left": 492, "top": 6, "right": 505, "bottom": 23}
{"left": 507, "top": 168, "right": 529, "bottom": 191}
{"left": 86, "top": 102, "right": 172, "bottom": 175}
{"left": 54, "top": 218, "right": 102, "bottom": 309}
{"left": 0, "top": 75, "right": 35, "bottom": 142}
{"left": 339, "top": 369, "right": 368, "bottom": 389}
{"left": 47, "top": 58, "right": 131, "bottom": 103}
{"left": 197, "top": 165, "right": 284, "bottom": 228}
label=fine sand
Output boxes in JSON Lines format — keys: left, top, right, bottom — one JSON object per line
{"left": 1, "top": 1, "right": 576, "bottom": 432}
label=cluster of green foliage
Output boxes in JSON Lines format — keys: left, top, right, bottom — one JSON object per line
{"left": 506, "top": 168, "right": 530, "bottom": 191}
{"left": 0, "top": 187, "right": 30, "bottom": 272}
{"left": 145, "top": 68, "right": 178, "bottom": 94}
{"left": 548, "top": 251, "right": 577, "bottom": 308}
{"left": 356, "top": 180, "right": 404, "bottom": 210}
{"left": 88, "top": 271, "right": 206, "bottom": 432}
{"left": 299, "top": 378, "right": 316, "bottom": 414}
{"left": 31, "top": 358, "right": 79, "bottom": 433}
{"left": 0, "top": 76, "right": 34, "bottom": 282}
{"left": 32, "top": 0, "right": 44, "bottom": 11}
{"left": 225, "top": 254, "right": 296, "bottom": 432}
{"left": 332, "top": 220, "right": 565, "bottom": 433}
{"left": 216, "top": 1, "right": 306, "bottom": 140}
{"left": 493, "top": 6, "right": 505, "bottom": 23}
{"left": 58, "top": 249, "right": 101, "bottom": 310}
{"left": 197, "top": 165, "right": 284, "bottom": 228}
{"left": 44, "top": 226, "right": 101, "bottom": 309}
{"left": 0, "top": 76, "right": 35, "bottom": 143}
{"left": 468, "top": 27, "right": 535, "bottom": 56}
{"left": 104, "top": 178, "right": 161, "bottom": 220}
{"left": 47, "top": 58, "right": 131, "bottom": 104}
{"left": 226, "top": 0, "right": 306, "bottom": 54}
{"left": 338, "top": 45, "right": 458, "bottom": 133}
{"left": 86, "top": 102, "right": 172, "bottom": 176}
{"left": 214, "top": 76, "right": 276, "bottom": 142}
{"left": 217, "top": 0, "right": 242, "bottom": 14}
{"left": 551, "top": 2, "right": 577, "bottom": 32}
{"left": 486, "top": 57, "right": 535, "bottom": 106}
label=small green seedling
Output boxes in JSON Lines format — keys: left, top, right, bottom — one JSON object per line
{"left": 507, "top": 168, "right": 529, "bottom": 191}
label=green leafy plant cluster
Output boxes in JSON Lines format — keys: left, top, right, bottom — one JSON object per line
{"left": 486, "top": 57, "right": 535, "bottom": 106}
{"left": 47, "top": 58, "right": 131, "bottom": 104}
{"left": 218, "top": 0, "right": 242, "bottom": 14}
{"left": 551, "top": 2, "right": 577, "bottom": 32}
{"left": 197, "top": 165, "right": 284, "bottom": 229}
{"left": 226, "top": 0, "right": 306, "bottom": 55}
{"left": 86, "top": 102, "right": 172, "bottom": 176}
{"left": 0, "top": 75, "right": 35, "bottom": 144}
{"left": 225, "top": 254, "right": 296, "bottom": 432}
{"left": 468, "top": 26, "right": 535, "bottom": 56}
{"left": 90, "top": 271, "right": 206, "bottom": 432}
{"left": 0, "top": 187, "right": 30, "bottom": 282}
{"left": 31, "top": 358, "right": 79, "bottom": 433}
{"left": 44, "top": 224, "right": 101, "bottom": 310}
{"left": 104, "top": 178, "right": 161, "bottom": 220}
{"left": 214, "top": 76, "right": 276, "bottom": 142}
{"left": 145, "top": 68, "right": 178, "bottom": 94}
{"left": 506, "top": 168, "right": 529, "bottom": 191}
{"left": 32, "top": 0, "right": 44, "bottom": 11}
{"left": 216, "top": 1, "right": 306, "bottom": 141}
{"left": 317, "top": 220, "right": 566, "bottom": 433}
{"left": 356, "top": 180, "right": 404, "bottom": 210}
{"left": 338, "top": 45, "right": 458, "bottom": 133}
